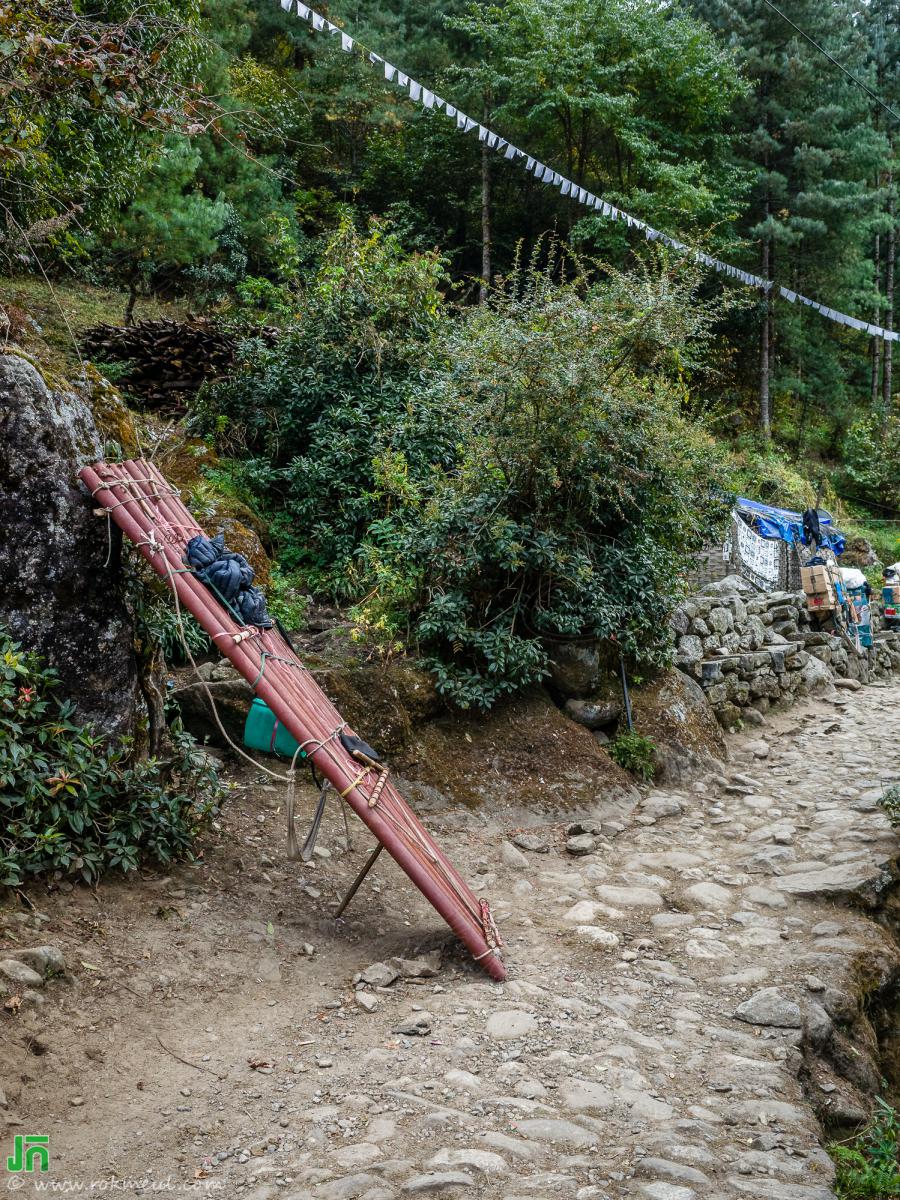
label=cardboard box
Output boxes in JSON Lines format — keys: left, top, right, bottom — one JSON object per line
{"left": 807, "top": 592, "right": 836, "bottom": 612}
{"left": 801, "top": 564, "right": 832, "bottom": 593}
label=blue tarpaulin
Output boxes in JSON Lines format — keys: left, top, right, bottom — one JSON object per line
{"left": 735, "top": 497, "right": 845, "bottom": 555}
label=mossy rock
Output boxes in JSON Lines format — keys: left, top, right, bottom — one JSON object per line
{"left": 79, "top": 367, "right": 140, "bottom": 456}
{"left": 314, "top": 661, "right": 442, "bottom": 759}
{"left": 629, "top": 668, "right": 727, "bottom": 783}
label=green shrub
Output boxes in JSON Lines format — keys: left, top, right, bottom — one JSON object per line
{"left": 607, "top": 731, "right": 658, "bottom": 781}
{"left": 140, "top": 596, "right": 212, "bottom": 666}
{"left": 877, "top": 784, "right": 900, "bottom": 827}
{"left": 830, "top": 1097, "right": 900, "bottom": 1198}
{"left": 267, "top": 566, "right": 310, "bottom": 631}
{"left": 195, "top": 229, "right": 734, "bottom": 709}
{"left": 193, "top": 214, "right": 449, "bottom": 595}
{"left": 353, "top": 246, "right": 734, "bottom": 707}
{"left": 0, "top": 629, "right": 223, "bottom": 887}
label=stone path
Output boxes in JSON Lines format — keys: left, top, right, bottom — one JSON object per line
{"left": 266, "top": 682, "right": 900, "bottom": 1200}
{"left": 4, "top": 680, "right": 900, "bottom": 1199}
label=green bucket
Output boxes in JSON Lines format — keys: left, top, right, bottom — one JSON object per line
{"left": 243, "top": 697, "right": 302, "bottom": 759}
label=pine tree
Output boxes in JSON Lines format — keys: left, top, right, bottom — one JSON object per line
{"left": 688, "top": 0, "right": 889, "bottom": 441}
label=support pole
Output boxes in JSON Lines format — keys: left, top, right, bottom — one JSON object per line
{"left": 334, "top": 844, "right": 384, "bottom": 919}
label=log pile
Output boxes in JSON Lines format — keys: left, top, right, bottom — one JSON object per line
{"left": 80, "top": 318, "right": 275, "bottom": 408}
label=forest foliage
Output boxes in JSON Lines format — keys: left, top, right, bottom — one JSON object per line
{"left": 3, "top": 0, "right": 900, "bottom": 705}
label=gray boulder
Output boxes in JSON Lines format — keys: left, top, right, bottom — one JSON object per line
{"left": 564, "top": 697, "right": 621, "bottom": 729}
{"left": 0, "top": 355, "right": 156, "bottom": 744}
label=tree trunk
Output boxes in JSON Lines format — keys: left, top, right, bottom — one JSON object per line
{"left": 884, "top": 171, "right": 895, "bottom": 414}
{"left": 479, "top": 101, "right": 492, "bottom": 306}
{"left": 759, "top": 238, "right": 771, "bottom": 437}
{"left": 872, "top": 230, "right": 882, "bottom": 407}
{"left": 124, "top": 277, "right": 139, "bottom": 326}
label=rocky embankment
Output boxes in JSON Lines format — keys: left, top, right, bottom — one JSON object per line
{"left": 674, "top": 575, "right": 900, "bottom": 729}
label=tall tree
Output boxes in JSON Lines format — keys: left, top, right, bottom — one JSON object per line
{"left": 688, "top": 0, "right": 889, "bottom": 439}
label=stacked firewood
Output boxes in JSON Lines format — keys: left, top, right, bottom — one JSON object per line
{"left": 80, "top": 318, "right": 276, "bottom": 407}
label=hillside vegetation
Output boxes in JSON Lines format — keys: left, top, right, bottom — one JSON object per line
{"left": 3, "top": 0, "right": 900, "bottom": 706}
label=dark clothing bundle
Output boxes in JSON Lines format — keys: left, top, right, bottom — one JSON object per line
{"left": 186, "top": 533, "right": 273, "bottom": 628}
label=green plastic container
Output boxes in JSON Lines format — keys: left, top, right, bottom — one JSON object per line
{"left": 243, "top": 697, "right": 302, "bottom": 759}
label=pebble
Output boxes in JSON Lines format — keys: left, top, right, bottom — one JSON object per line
{"left": 565, "top": 834, "right": 597, "bottom": 856}
{"left": 360, "top": 962, "right": 400, "bottom": 988}
{"left": 0, "top": 960, "right": 44, "bottom": 988}
{"left": 427, "top": 1148, "right": 508, "bottom": 1176}
{"left": 595, "top": 885, "right": 665, "bottom": 909}
{"left": 501, "top": 841, "right": 529, "bottom": 870}
{"left": 512, "top": 833, "right": 551, "bottom": 854}
{"left": 485, "top": 1011, "right": 538, "bottom": 1040}
{"left": 401, "top": 1171, "right": 475, "bottom": 1193}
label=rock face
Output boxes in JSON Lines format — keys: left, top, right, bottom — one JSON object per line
{"left": 629, "top": 669, "right": 727, "bottom": 783}
{"left": 544, "top": 638, "right": 602, "bottom": 698}
{"left": 0, "top": 354, "right": 148, "bottom": 741}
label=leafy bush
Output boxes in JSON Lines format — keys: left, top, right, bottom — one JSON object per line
{"left": 193, "top": 214, "right": 449, "bottom": 594}
{"left": 841, "top": 414, "right": 900, "bottom": 513}
{"left": 0, "top": 629, "right": 223, "bottom": 886}
{"left": 607, "top": 731, "right": 658, "bottom": 781}
{"left": 196, "top": 229, "right": 734, "bottom": 708}
{"left": 266, "top": 566, "right": 310, "bottom": 632}
{"left": 830, "top": 1097, "right": 900, "bottom": 1199}
{"left": 877, "top": 784, "right": 900, "bottom": 828}
{"left": 353, "top": 246, "right": 733, "bottom": 706}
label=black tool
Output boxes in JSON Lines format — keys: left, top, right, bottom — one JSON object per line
{"left": 340, "top": 731, "right": 380, "bottom": 763}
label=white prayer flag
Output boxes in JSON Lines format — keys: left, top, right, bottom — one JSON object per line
{"left": 285, "top": 0, "right": 886, "bottom": 345}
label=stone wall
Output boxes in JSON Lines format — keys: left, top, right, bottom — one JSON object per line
{"left": 673, "top": 575, "right": 900, "bottom": 729}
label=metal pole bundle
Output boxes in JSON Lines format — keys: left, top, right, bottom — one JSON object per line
{"left": 79, "top": 459, "right": 506, "bottom": 981}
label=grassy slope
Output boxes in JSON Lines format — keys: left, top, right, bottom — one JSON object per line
{"left": 0, "top": 275, "right": 186, "bottom": 379}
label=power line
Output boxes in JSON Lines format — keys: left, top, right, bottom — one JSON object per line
{"left": 760, "top": 0, "right": 900, "bottom": 126}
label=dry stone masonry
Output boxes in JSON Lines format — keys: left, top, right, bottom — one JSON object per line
{"left": 673, "top": 575, "right": 900, "bottom": 728}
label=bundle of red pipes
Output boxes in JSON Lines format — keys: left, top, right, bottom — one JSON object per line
{"left": 79, "top": 459, "right": 506, "bottom": 981}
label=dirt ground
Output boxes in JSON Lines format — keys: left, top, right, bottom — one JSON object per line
{"left": 2, "top": 679, "right": 900, "bottom": 1200}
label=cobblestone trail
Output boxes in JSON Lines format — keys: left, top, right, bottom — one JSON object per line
{"left": 3, "top": 680, "right": 900, "bottom": 1199}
